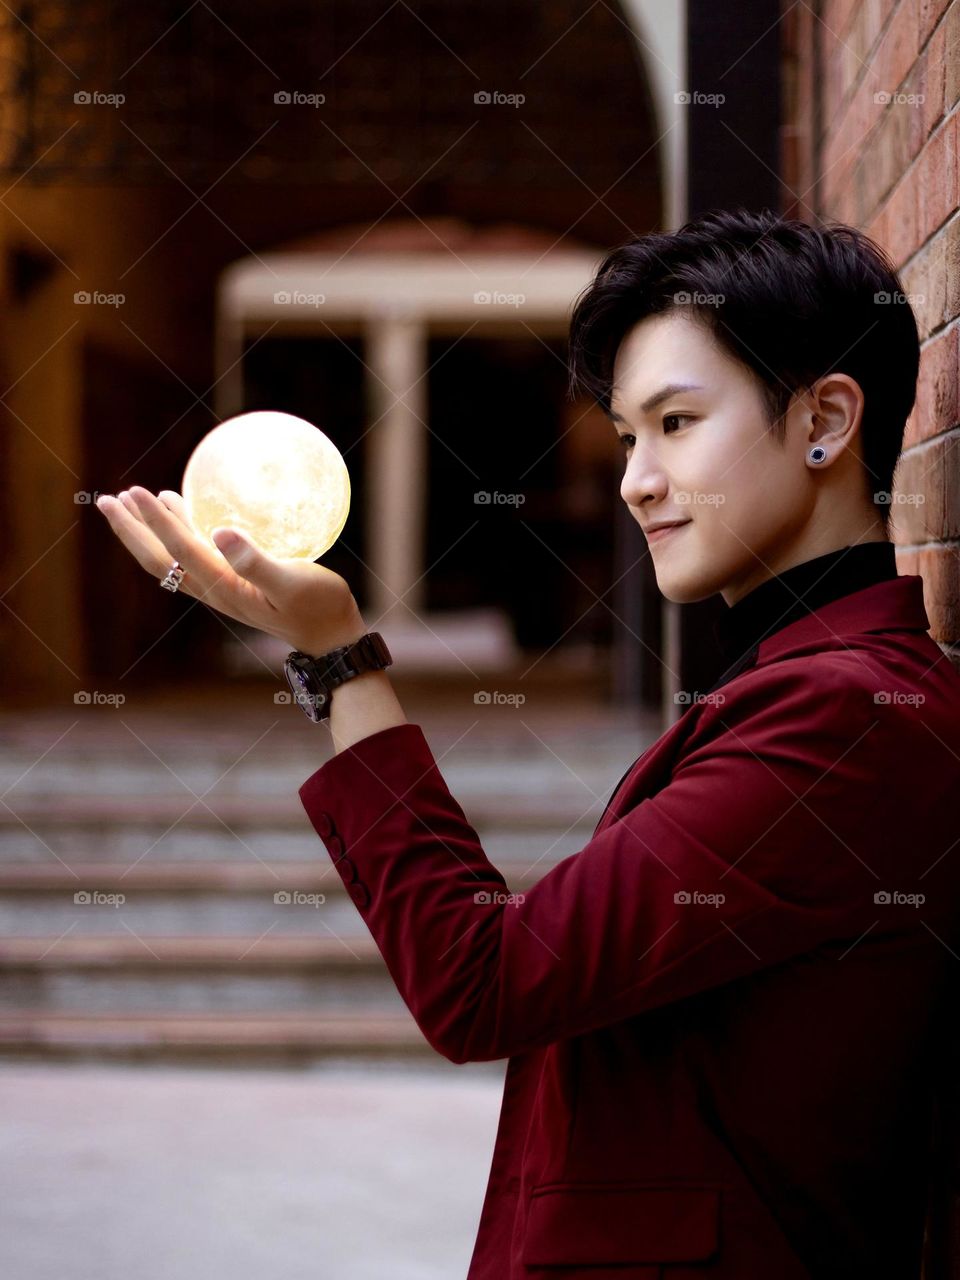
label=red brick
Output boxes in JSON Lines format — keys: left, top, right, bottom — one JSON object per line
{"left": 843, "top": 10, "right": 868, "bottom": 88}
{"left": 850, "top": 0, "right": 896, "bottom": 65}
{"left": 870, "top": 165, "right": 919, "bottom": 264}
{"left": 856, "top": 104, "right": 909, "bottom": 216}
{"left": 920, "top": 0, "right": 950, "bottom": 49}
{"left": 902, "top": 58, "right": 928, "bottom": 157}
{"left": 824, "top": 0, "right": 865, "bottom": 44}
{"left": 946, "top": 0, "right": 960, "bottom": 110}
{"left": 922, "top": 19, "right": 948, "bottom": 137}
{"left": 912, "top": 542, "right": 960, "bottom": 643}
{"left": 903, "top": 402, "right": 921, "bottom": 452}
{"left": 907, "top": 322, "right": 960, "bottom": 449}
{"left": 946, "top": 212, "right": 960, "bottom": 319}
{"left": 875, "top": 0, "right": 921, "bottom": 94}
{"left": 902, "top": 230, "right": 949, "bottom": 339}
{"left": 916, "top": 112, "right": 960, "bottom": 243}
{"left": 892, "top": 429, "right": 960, "bottom": 541}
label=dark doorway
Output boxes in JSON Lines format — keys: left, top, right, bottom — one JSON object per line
{"left": 241, "top": 334, "right": 370, "bottom": 607}
{"left": 426, "top": 334, "right": 616, "bottom": 653}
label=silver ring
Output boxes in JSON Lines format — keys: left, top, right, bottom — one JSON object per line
{"left": 159, "top": 561, "right": 185, "bottom": 592}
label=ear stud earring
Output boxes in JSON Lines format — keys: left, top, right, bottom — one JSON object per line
{"left": 809, "top": 446, "right": 827, "bottom": 463}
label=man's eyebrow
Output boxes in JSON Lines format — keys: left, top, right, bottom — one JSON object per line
{"left": 609, "top": 382, "right": 705, "bottom": 423}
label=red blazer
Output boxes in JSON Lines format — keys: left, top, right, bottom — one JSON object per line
{"left": 299, "top": 574, "right": 960, "bottom": 1279}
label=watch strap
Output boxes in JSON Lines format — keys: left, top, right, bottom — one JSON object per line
{"left": 284, "top": 632, "right": 393, "bottom": 722}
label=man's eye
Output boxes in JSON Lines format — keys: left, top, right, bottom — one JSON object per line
{"left": 618, "top": 416, "right": 694, "bottom": 449}
{"left": 663, "top": 414, "right": 693, "bottom": 434}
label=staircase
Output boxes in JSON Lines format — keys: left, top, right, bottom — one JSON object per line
{"left": 0, "top": 679, "right": 651, "bottom": 1065}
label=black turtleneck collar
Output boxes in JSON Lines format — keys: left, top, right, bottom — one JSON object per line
{"left": 709, "top": 541, "right": 898, "bottom": 688}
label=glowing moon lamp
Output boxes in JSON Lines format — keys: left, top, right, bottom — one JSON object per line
{"left": 182, "top": 411, "right": 351, "bottom": 561}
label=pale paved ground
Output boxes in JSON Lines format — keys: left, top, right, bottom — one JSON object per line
{"left": 0, "top": 1060, "right": 506, "bottom": 1280}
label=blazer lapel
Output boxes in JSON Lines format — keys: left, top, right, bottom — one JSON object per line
{"left": 752, "top": 573, "right": 930, "bottom": 665}
{"left": 592, "top": 575, "right": 931, "bottom": 841}
{"left": 593, "top": 708, "right": 701, "bottom": 838}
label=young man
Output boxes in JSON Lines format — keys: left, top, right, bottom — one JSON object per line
{"left": 99, "top": 208, "right": 960, "bottom": 1278}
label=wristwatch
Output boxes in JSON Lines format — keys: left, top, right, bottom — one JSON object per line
{"left": 283, "top": 632, "right": 393, "bottom": 723}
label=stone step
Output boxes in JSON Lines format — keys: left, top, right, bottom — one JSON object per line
{"left": 0, "top": 861, "right": 339, "bottom": 892}
{"left": 0, "top": 697, "right": 642, "bottom": 1064}
{"left": 0, "top": 889, "right": 371, "bottom": 939}
{"left": 0, "top": 850, "right": 571, "bottom": 938}
{"left": 0, "top": 792, "right": 611, "bottom": 827}
{"left": 0, "top": 858, "right": 567, "bottom": 895}
{"left": 0, "top": 814, "right": 597, "bottom": 867}
{"left": 0, "top": 934, "right": 384, "bottom": 966}
{"left": 0, "top": 934, "right": 407, "bottom": 1014}
{"left": 0, "top": 720, "right": 637, "bottom": 817}
{"left": 0, "top": 1010, "right": 436, "bottom": 1065}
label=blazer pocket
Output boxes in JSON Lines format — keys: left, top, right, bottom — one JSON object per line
{"left": 521, "top": 1181, "right": 720, "bottom": 1267}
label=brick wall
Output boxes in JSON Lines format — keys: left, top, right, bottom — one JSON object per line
{"left": 783, "top": 0, "right": 960, "bottom": 671}
{"left": 782, "top": 6, "right": 960, "bottom": 1275}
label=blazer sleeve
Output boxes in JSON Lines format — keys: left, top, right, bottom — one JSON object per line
{"left": 298, "top": 665, "right": 889, "bottom": 1063}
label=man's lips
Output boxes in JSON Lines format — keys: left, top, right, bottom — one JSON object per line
{"left": 645, "top": 520, "right": 692, "bottom": 543}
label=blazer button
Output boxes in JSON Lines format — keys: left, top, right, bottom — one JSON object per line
{"left": 349, "top": 882, "right": 370, "bottom": 908}
{"left": 337, "top": 855, "right": 359, "bottom": 884}
{"left": 327, "top": 834, "right": 344, "bottom": 858}
{"left": 314, "top": 811, "right": 335, "bottom": 839}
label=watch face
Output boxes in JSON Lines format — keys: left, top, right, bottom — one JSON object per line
{"left": 285, "top": 661, "right": 329, "bottom": 721}
{"left": 281, "top": 636, "right": 390, "bottom": 723}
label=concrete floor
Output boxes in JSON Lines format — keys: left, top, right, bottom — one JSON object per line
{"left": 0, "top": 1059, "right": 505, "bottom": 1280}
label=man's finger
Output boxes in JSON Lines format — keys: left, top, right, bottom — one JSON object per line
{"left": 157, "top": 490, "right": 196, "bottom": 533}
{"left": 211, "top": 528, "right": 285, "bottom": 610}
{"left": 95, "top": 494, "right": 187, "bottom": 582}
{"left": 97, "top": 491, "right": 284, "bottom": 636}
{"left": 123, "top": 487, "right": 272, "bottom": 628}
{"left": 125, "top": 486, "right": 235, "bottom": 596}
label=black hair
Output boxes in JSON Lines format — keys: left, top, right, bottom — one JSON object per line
{"left": 567, "top": 207, "right": 920, "bottom": 529}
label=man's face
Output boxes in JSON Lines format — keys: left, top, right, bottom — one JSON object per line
{"left": 610, "top": 310, "right": 813, "bottom": 605}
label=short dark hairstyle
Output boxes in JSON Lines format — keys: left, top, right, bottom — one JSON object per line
{"left": 567, "top": 207, "right": 920, "bottom": 529}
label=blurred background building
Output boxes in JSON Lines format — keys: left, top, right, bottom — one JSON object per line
{"left": 0, "top": 0, "right": 683, "bottom": 711}
{"left": 0, "top": 2, "right": 958, "bottom": 1275}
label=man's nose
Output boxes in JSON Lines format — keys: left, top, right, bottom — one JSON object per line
{"left": 621, "top": 449, "right": 668, "bottom": 508}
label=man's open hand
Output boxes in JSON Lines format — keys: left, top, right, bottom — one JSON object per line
{"left": 96, "top": 485, "right": 367, "bottom": 656}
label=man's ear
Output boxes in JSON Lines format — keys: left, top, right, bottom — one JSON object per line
{"left": 806, "top": 373, "right": 865, "bottom": 453}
